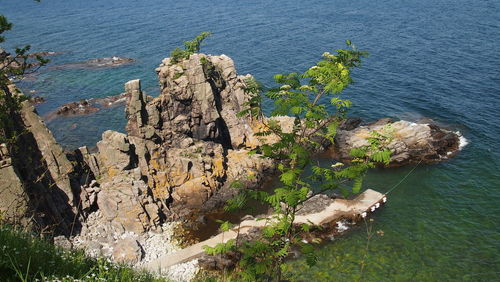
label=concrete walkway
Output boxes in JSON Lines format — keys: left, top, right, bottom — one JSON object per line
{"left": 145, "top": 189, "right": 385, "bottom": 272}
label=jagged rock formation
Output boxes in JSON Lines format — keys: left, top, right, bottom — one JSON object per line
{"left": 74, "top": 54, "right": 274, "bottom": 237}
{"left": 0, "top": 85, "right": 79, "bottom": 234}
{"left": 335, "top": 118, "right": 461, "bottom": 167}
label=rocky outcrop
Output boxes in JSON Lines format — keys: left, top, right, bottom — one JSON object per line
{"left": 0, "top": 144, "right": 29, "bottom": 226}
{"left": 49, "top": 57, "right": 134, "bottom": 70}
{"left": 110, "top": 54, "right": 274, "bottom": 220}
{"left": 43, "top": 92, "right": 130, "bottom": 121}
{"left": 70, "top": 54, "right": 276, "bottom": 242}
{"left": 96, "top": 172, "right": 161, "bottom": 234}
{"left": 125, "top": 54, "right": 259, "bottom": 149}
{"left": 0, "top": 85, "right": 79, "bottom": 234}
{"left": 335, "top": 118, "right": 461, "bottom": 167}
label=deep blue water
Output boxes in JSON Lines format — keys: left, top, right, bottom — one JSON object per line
{"left": 1, "top": 0, "right": 499, "bottom": 280}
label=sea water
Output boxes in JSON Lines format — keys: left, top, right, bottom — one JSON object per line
{"left": 1, "top": 0, "right": 499, "bottom": 280}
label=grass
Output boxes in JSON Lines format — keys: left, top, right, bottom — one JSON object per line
{"left": 0, "top": 225, "right": 167, "bottom": 282}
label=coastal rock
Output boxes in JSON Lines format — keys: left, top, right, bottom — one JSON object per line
{"left": 0, "top": 85, "right": 79, "bottom": 234}
{"left": 79, "top": 180, "right": 100, "bottom": 212}
{"left": 335, "top": 119, "right": 461, "bottom": 166}
{"left": 112, "top": 238, "right": 143, "bottom": 264}
{"left": 44, "top": 92, "right": 130, "bottom": 121}
{"left": 32, "top": 96, "right": 46, "bottom": 104}
{"left": 49, "top": 56, "right": 134, "bottom": 70}
{"left": 116, "top": 54, "right": 274, "bottom": 218}
{"left": 152, "top": 53, "right": 258, "bottom": 149}
{"left": 96, "top": 173, "right": 161, "bottom": 234}
{"left": 0, "top": 152, "right": 30, "bottom": 225}
{"left": 28, "top": 51, "right": 65, "bottom": 57}
{"left": 56, "top": 100, "right": 99, "bottom": 116}
{"left": 96, "top": 130, "right": 135, "bottom": 173}
{"left": 74, "top": 146, "right": 101, "bottom": 180}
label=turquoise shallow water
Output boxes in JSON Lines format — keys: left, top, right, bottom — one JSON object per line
{"left": 1, "top": 0, "right": 499, "bottom": 280}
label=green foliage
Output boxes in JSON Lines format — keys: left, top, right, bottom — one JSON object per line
{"left": 224, "top": 192, "right": 247, "bottom": 212}
{"left": 0, "top": 226, "right": 164, "bottom": 281}
{"left": 238, "top": 77, "right": 263, "bottom": 120}
{"left": 217, "top": 220, "right": 233, "bottom": 232}
{"left": 349, "top": 129, "right": 393, "bottom": 166}
{"left": 0, "top": 15, "right": 13, "bottom": 43}
{"left": 172, "top": 72, "right": 184, "bottom": 80}
{"left": 170, "top": 32, "right": 212, "bottom": 64}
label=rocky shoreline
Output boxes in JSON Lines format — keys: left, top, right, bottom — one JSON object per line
{"left": 49, "top": 56, "right": 134, "bottom": 70}
{"left": 0, "top": 52, "right": 465, "bottom": 281}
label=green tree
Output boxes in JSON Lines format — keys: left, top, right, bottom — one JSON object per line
{"left": 204, "top": 41, "right": 391, "bottom": 281}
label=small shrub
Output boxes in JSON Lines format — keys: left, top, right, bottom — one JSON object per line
{"left": 170, "top": 32, "right": 211, "bottom": 64}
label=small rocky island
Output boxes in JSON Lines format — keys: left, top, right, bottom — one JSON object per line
{"left": 0, "top": 53, "right": 463, "bottom": 280}
{"left": 335, "top": 117, "right": 461, "bottom": 167}
{"left": 49, "top": 56, "right": 134, "bottom": 70}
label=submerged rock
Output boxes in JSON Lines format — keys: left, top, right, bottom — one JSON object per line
{"left": 44, "top": 92, "right": 130, "bottom": 120}
{"left": 28, "top": 51, "right": 66, "bottom": 57}
{"left": 32, "top": 96, "right": 46, "bottom": 104}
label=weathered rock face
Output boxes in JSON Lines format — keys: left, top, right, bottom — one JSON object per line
{"left": 123, "top": 55, "right": 271, "bottom": 213}
{"left": 96, "top": 130, "right": 136, "bottom": 173}
{"left": 85, "top": 54, "right": 274, "bottom": 234}
{"left": 335, "top": 118, "right": 461, "bottom": 166}
{"left": 126, "top": 54, "right": 258, "bottom": 149}
{"left": 112, "top": 237, "right": 143, "bottom": 264}
{"left": 96, "top": 172, "right": 161, "bottom": 234}
{"left": 0, "top": 85, "right": 79, "bottom": 234}
{"left": 0, "top": 144, "right": 29, "bottom": 226}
